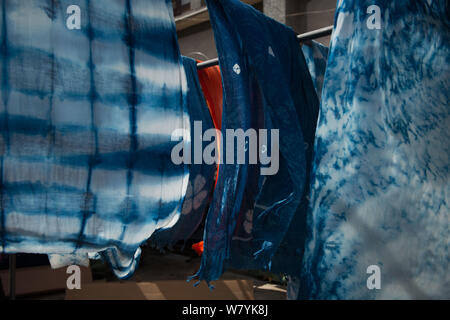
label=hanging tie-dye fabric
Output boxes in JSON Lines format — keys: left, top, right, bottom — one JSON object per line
{"left": 286, "top": 40, "right": 329, "bottom": 299}
{"left": 150, "top": 57, "right": 216, "bottom": 250}
{"left": 299, "top": 0, "right": 449, "bottom": 299}
{"left": 301, "top": 41, "right": 329, "bottom": 100}
{"left": 0, "top": 0, "right": 189, "bottom": 279}
{"left": 191, "top": 0, "right": 319, "bottom": 284}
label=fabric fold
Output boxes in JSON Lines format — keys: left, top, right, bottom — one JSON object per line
{"left": 193, "top": 0, "right": 319, "bottom": 283}
{"left": 150, "top": 56, "right": 216, "bottom": 250}
{"left": 299, "top": 0, "right": 449, "bottom": 299}
{"left": 0, "top": 0, "right": 189, "bottom": 279}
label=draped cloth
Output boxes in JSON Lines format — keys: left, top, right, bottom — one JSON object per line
{"left": 192, "top": 0, "right": 319, "bottom": 284}
{"left": 197, "top": 60, "right": 223, "bottom": 189}
{"left": 287, "top": 40, "right": 329, "bottom": 299}
{"left": 299, "top": 0, "right": 450, "bottom": 299}
{"left": 0, "top": 0, "right": 189, "bottom": 279}
{"left": 150, "top": 57, "right": 216, "bottom": 250}
{"left": 197, "top": 60, "right": 223, "bottom": 131}
{"left": 301, "top": 41, "right": 329, "bottom": 101}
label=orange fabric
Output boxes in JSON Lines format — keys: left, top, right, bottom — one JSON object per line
{"left": 196, "top": 60, "right": 223, "bottom": 130}
{"left": 196, "top": 60, "right": 223, "bottom": 189}
{"left": 192, "top": 241, "right": 204, "bottom": 256}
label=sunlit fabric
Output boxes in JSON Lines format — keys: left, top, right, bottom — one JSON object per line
{"left": 192, "top": 0, "right": 319, "bottom": 284}
{"left": 298, "top": 0, "right": 449, "bottom": 299}
{"left": 0, "top": 0, "right": 189, "bottom": 279}
{"left": 150, "top": 57, "right": 216, "bottom": 250}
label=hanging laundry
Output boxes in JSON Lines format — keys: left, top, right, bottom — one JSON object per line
{"left": 287, "top": 39, "right": 329, "bottom": 300}
{"left": 298, "top": 0, "right": 449, "bottom": 299}
{"left": 192, "top": 241, "right": 204, "bottom": 257}
{"left": 197, "top": 60, "right": 223, "bottom": 131}
{"left": 197, "top": 60, "right": 223, "bottom": 188}
{"left": 301, "top": 41, "right": 329, "bottom": 100}
{"left": 150, "top": 57, "right": 216, "bottom": 250}
{"left": 191, "top": 0, "right": 319, "bottom": 284}
{"left": 261, "top": 38, "right": 324, "bottom": 277}
{"left": 0, "top": 0, "right": 189, "bottom": 279}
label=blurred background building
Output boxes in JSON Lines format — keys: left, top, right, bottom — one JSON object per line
{"left": 173, "top": 0, "right": 336, "bottom": 60}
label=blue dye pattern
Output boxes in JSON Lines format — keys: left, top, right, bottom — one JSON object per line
{"left": 191, "top": 0, "right": 319, "bottom": 283}
{"left": 150, "top": 57, "right": 216, "bottom": 250}
{"left": 301, "top": 41, "right": 329, "bottom": 100}
{"left": 298, "top": 0, "right": 450, "bottom": 299}
{"left": 0, "top": 0, "right": 189, "bottom": 279}
{"left": 286, "top": 40, "right": 329, "bottom": 299}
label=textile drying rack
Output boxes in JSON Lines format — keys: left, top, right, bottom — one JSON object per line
{"left": 197, "top": 25, "right": 333, "bottom": 69}
{"left": 5, "top": 24, "right": 333, "bottom": 301}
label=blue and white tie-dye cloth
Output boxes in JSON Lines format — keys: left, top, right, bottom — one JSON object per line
{"left": 301, "top": 41, "right": 329, "bottom": 101}
{"left": 298, "top": 0, "right": 449, "bottom": 299}
{"left": 150, "top": 57, "right": 216, "bottom": 250}
{"left": 286, "top": 40, "right": 329, "bottom": 299}
{"left": 0, "top": 0, "right": 189, "bottom": 279}
{"left": 193, "top": 0, "right": 319, "bottom": 284}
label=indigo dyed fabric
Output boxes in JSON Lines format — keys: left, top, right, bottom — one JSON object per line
{"left": 263, "top": 38, "right": 322, "bottom": 277}
{"left": 150, "top": 57, "right": 216, "bottom": 250}
{"left": 193, "top": 0, "right": 319, "bottom": 283}
{"left": 301, "top": 41, "right": 329, "bottom": 100}
{"left": 299, "top": 0, "right": 450, "bottom": 299}
{"left": 287, "top": 40, "right": 329, "bottom": 299}
{"left": 0, "top": 0, "right": 189, "bottom": 279}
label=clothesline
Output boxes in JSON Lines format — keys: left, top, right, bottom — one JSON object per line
{"left": 196, "top": 25, "right": 333, "bottom": 69}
